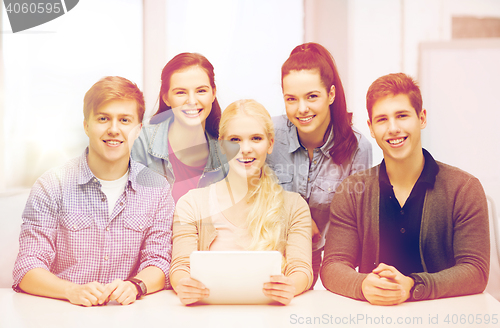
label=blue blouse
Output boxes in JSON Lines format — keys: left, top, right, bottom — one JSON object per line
{"left": 267, "top": 115, "right": 373, "bottom": 251}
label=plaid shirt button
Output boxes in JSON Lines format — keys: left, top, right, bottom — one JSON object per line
{"left": 104, "top": 255, "right": 109, "bottom": 261}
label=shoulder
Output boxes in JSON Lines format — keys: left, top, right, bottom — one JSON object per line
{"left": 37, "top": 156, "right": 81, "bottom": 185}
{"left": 131, "top": 159, "right": 169, "bottom": 189}
{"left": 269, "top": 116, "right": 293, "bottom": 157}
{"left": 337, "top": 164, "right": 380, "bottom": 195}
{"left": 139, "top": 118, "right": 169, "bottom": 142}
{"left": 434, "top": 161, "right": 483, "bottom": 191}
{"left": 352, "top": 127, "right": 372, "bottom": 150}
{"left": 282, "top": 190, "right": 308, "bottom": 210}
{"left": 177, "top": 186, "right": 210, "bottom": 207}
{"left": 272, "top": 115, "right": 290, "bottom": 132}
{"left": 436, "top": 161, "right": 475, "bottom": 179}
{"left": 27, "top": 156, "right": 83, "bottom": 207}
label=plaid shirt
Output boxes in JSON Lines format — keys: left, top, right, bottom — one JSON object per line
{"left": 12, "top": 150, "right": 174, "bottom": 291}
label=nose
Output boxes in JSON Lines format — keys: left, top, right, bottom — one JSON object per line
{"left": 388, "top": 118, "right": 401, "bottom": 135}
{"left": 107, "top": 119, "right": 119, "bottom": 135}
{"left": 240, "top": 139, "right": 252, "bottom": 154}
{"left": 187, "top": 91, "right": 197, "bottom": 107}
{"left": 298, "top": 100, "right": 309, "bottom": 116}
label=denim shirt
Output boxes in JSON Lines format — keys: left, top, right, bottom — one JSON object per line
{"left": 267, "top": 115, "right": 373, "bottom": 250}
{"left": 131, "top": 112, "right": 228, "bottom": 190}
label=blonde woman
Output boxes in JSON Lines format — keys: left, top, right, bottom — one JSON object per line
{"left": 170, "top": 99, "right": 312, "bottom": 305}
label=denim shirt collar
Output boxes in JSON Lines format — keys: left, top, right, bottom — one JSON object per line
{"left": 286, "top": 121, "right": 334, "bottom": 158}
{"left": 147, "top": 113, "right": 226, "bottom": 172}
{"left": 77, "top": 148, "right": 139, "bottom": 191}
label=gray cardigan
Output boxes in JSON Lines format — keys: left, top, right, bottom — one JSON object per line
{"left": 320, "top": 160, "right": 490, "bottom": 301}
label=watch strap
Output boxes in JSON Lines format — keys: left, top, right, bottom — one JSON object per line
{"left": 126, "top": 278, "right": 147, "bottom": 299}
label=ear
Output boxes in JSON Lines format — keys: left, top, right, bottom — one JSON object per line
{"left": 328, "top": 85, "right": 336, "bottom": 105}
{"left": 267, "top": 137, "right": 275, "bottom": 155}
{"left": 83, "top": 120, "right": 89, "bottom": 137}
{"left": 367, "top": 119, "right": 375, "bottom": 139}
{"left": 162, "top": 94, "right": 171, "bottom": 108}
{"left": 419, "top": 109, "right": 427, "bottom": 130}
{"left": 212, "top": 86, "right": 217, "bottom": 103}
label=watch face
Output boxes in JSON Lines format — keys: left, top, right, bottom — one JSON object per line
{"left": 413, "top": 284, "right": 424, "bottom": 300}
{"left": 138, "top": 281, "right": 147, "bottom": 295}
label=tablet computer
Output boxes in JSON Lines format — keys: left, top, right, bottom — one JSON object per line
{"left": 190, "top": 250, "right": 282, "bottom": 304}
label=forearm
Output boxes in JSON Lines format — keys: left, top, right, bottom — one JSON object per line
{"left": 170, "top": 269, "right": 190, "bottom": 293}
{"left": 321, "top": 260, "right": 368, "bottom": 301}
{"left": 134, "top": 266, "right": 166, "bottom": 294}
{"left": 411, "top": 262, "right": 488, "bottom": 300}
{"left": 288, "top": 271, "right": 309, "bottom": 295}
{"left": 19, "top": 268, "right": 76, "bottom": 301}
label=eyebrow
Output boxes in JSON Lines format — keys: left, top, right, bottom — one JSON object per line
{"left": 171, "top": 85, "right": 210, "bottom": 91}
{"left": 284, "top": 90, "right": 320, "bottom": 97}
{"left": 94, "top": 112, "right": 134, "bottom": 119}
{"left": 373, "top": 109, "right": 412, "bottom": 120}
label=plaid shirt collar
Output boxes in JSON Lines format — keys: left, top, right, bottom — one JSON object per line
{"left": 76, "top": 148, "right": 139, "bottom": 191}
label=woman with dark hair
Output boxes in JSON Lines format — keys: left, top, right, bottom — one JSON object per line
{"left": 267, "top": 43, "right": 373, "bottom": 287}
{"left": 132, "top": 53, "right": 227, "bottom": 203}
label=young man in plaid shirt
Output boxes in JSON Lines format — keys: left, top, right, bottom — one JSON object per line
{"left": 13, "top": 76, "right": 174, "bottom": 306}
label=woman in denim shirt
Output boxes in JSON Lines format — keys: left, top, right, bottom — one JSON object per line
{"left": 267, "top": 43, "right": 373, "bottom": 287}
{"left": 132, "top": 53, "right": 227, "bottom": 203}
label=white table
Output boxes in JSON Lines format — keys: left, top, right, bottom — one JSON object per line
{"left": 1, "top": 288, "right": 500, "bottom": 328}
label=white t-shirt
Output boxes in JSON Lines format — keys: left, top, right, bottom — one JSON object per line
{"left": 97, "top": 170, "right": 129, "bottom": 217}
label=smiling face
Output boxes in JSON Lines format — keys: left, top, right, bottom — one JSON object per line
{"left": 222, "top": 114, "right": 274, "bottom": 180}
{"left": 162, "top": 65, "right": 216, "bottom": 130}
{"left": 84, "top": 99, "right": 141, "bottom": 177}
{"left": 368, "top": 94, "right": 427, "bottom": 163}
{"left": 282, "top": 69, "right": 334, "bottom": 138}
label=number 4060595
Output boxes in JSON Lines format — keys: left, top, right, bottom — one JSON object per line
{"left": 5, "top": 2, "right": 62, "bottom": 14}
{"left": 444, "top": 313, "right": 498, "bottom": 325}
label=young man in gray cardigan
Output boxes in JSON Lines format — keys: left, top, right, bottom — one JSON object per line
{"left": 320, "top": 73, "right": 489, "bottom": 305}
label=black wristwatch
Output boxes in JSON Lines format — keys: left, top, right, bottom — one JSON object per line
{"left": 409, "top": 274, "right": 425, "bottom": 301}
{"left": 126, "top": 278, "right": 147, "bottom": 299}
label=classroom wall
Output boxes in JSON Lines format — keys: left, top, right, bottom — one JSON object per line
{"left": 1, "top": 0, "right": 500, "bottom": 190}
{"left": 304, "top": 0, "right": 500, "bottom": 164}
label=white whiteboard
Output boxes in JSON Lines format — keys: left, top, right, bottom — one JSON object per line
{"left": 419, "top": 39, "right": 500, "bottom": 211}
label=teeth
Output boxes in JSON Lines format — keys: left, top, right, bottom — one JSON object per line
{"left": 184, "top": 109, "right": 200, "bottom": 115}
{"left": 298, "top": 116, "right": 313, "bottom": 122}
{"left": 239, "top": 158, "right": 254, "bottom": 163}
{"left": 389, "top": 138, "right": 405, "bottom": 145}
{"left": 106, "top": 141, "right": 121, "bottom": 145}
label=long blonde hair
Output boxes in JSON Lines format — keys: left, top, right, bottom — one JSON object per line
{"left": 219, "top": 99, "right": 285, "bottom": 251}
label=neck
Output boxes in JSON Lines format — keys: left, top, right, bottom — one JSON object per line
{"left": 297, "top": 128, "right": 327, "bottom": 151}
{"left": 220, "top": 169, "right": 259, "bottom": 204}
{"left": 87, "top": 153, "right": 129, "bottom": 181}
{"left": 169, "top": 119, "right": 207, "bottom": 150}
{"left": 384, "top": 149, "right": 425, "bottom": 189}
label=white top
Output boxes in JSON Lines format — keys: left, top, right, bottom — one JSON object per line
{"left": 97, "top": 170, "right": 129, "bottom": 217}
{"left": 209, "top": 184, "right": 251, "bottom": 251}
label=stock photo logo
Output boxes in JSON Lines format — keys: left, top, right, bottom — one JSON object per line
{"left": 3, "top": 0, "right": 79, "bottom": 33}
